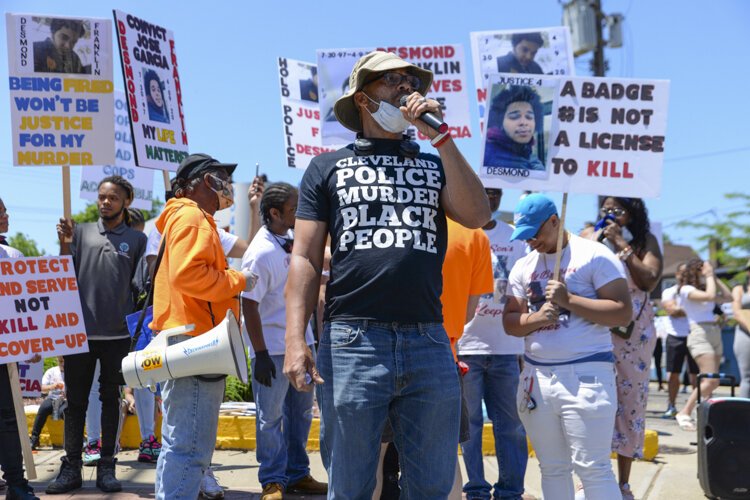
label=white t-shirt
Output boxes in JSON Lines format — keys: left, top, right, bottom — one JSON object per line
{"left": 145, "top": 226, "right": 238, "bottom": 257}
{"left": 0, "top": 243, "right": 24, "bottom": 259}
{"left": 240, "top": 226, "right": 313, "bottom": 357}
{"left": 41, "top": 366, "right": 64, "bottom": 397}
{"left": 42, "top": 366, "right": 64, "bottom": 384}
{"left": 678, "top": 285, "right": 715, "bottom": 323}
{"left": 458, "top": 221, "right": 526, "bottom": 355}
{"left": 507, "top": 234, "right": 626, "bottom": 363}
{"left": 661, "top": 286, "right": 690, "bottom": 337}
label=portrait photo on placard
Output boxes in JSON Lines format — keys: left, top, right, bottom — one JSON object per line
{"left": 481, "top": 75, "right": 556, "bottom": 180}
{"left": 30, "top": 17, "right": 93, "bottom": 75}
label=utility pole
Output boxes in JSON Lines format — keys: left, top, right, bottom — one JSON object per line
{"left": 591, "top": 0, "right": 606, "bottom": 77}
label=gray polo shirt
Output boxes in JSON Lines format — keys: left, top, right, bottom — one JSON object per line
{"left": 70, "top": 219, "right": 147, "bottom": 340}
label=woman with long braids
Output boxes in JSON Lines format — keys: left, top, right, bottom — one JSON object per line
{"left": 593, "top": 196, "right": 663, "bottom": 500}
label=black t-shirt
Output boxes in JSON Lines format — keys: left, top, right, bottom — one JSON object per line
{"left": 297, "top": 139, "right": 447, "bottom": 323}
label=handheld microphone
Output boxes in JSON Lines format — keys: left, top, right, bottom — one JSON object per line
{"left": 400, "top": 96, "right": 449, "bottom": 134}
{"left": 594, "top": 214, "right": 616, "bottom": 242}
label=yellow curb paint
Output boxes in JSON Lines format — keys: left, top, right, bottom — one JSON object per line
{"left": 27, "top": 412, "right": 657, "bottom": 461}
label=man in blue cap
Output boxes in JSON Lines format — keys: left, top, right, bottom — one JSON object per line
{"left": 503, "top": 193, "right": 631, "bottom": 500}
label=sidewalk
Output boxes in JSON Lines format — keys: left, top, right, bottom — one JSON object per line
{"left": 23, "top": 381, "right": 711, "bottom": 499}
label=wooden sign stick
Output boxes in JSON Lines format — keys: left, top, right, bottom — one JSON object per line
{"left": 552, "top": 192, "right": 569, "bottom": 282}
{"left": 6, "top": 364, "right": 36, "bottom": 479}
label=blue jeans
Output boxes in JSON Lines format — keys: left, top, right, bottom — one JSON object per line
{"left": 459, "top": 355, "right": 527, "bottom": 500}
{"left": 155, "top": 334, "right": 225, "bottom": 500}
{"left": 252, "top": 353, "right": 314, "bottom": 487}
{"left": 317, "top": 320, "right": 460, "bottom": 500}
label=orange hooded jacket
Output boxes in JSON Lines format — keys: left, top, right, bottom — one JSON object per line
{"left": 149, "top": 198, "right": 246, "bottom": 336}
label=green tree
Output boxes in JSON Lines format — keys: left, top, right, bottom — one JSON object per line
{"left": 8, "top": 233, "right": 45, "bottom": 256}
{"left": 677, "top": 192, "right": 750, "bottom": 282}
{"left": 72, "top": 199, "right": 164, "bottom": 224}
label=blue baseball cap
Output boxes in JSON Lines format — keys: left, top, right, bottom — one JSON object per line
{"left": 509, "top": 194, "right": 558, "bottom": 242}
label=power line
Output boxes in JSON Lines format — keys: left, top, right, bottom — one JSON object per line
{"left": 665, "top": 146, "right": 750, "bottom": 163}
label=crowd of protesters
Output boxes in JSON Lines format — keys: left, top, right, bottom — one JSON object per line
{"left": 1, "top": 50, "right": 748, "bottom": 500}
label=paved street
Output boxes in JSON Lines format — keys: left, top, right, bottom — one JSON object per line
{"left": 21, "top": 381, "right": 714, "bottom": 499}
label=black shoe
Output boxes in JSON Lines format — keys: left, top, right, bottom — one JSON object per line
{"left": 96, "top": 457, "right": 122, "bottom": 493}
{"left": 45, "top": 457, "right": 82, "bottom": 494}
{"left": 5, "top": 480, "right": 40, "bottom": 500}
{"left": 29, "top": 435, "right": 39, "bottom": 451}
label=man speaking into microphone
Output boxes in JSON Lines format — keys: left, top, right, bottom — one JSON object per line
{"left": 284, "top": 50, "right": 490, "bottom": 498}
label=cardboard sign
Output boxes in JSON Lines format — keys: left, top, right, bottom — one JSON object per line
{"left": 18, "top": 360, "right": 43, "bottom": 397}
{"left": 0, "top": 257, "right": 88, "bottom": 363}
{"left": 278, "top": 58, "right": 340, "bottom": 169}
{"left": 480, "top": 75, "right": 670, "bottom": 199}
{"left": 80, "top": 90, "right": 155, "bottom": 209}
{"left": 113, "top": 10, "right": 188, "bottom": 171}
{"left": 470, "top": 27, "right": 574, "bottom": 131}
{"left": 5, "top": 14, "right": 115, "bottom": 166}
{"left": 317, "top": 45, "right": 472, "bottom": 145}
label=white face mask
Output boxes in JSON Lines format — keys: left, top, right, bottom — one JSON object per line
{"left": 604, "top": 225, "right": 633, "bottom": 253}
{"left": 207, "top": 174, "right": 234, "bottom": 210}
{"left": 364, "top": 93, "right": 410, "bottom": 134}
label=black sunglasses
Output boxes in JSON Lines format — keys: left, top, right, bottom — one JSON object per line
{"left": 376, "top": 72, "right": 421, "bottom": 90}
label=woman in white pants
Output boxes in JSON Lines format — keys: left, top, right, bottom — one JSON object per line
{"left": 503, "top": 194, "right": 632, "bottom": 500}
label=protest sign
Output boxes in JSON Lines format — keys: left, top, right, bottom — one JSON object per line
{"left": 80, "top": 90, "right": 155, "bottom": 209}
{"left": 317, "top": 45, "right": 472, "bottom": 145}
{"left": 113, "top": 10, "right": 188, "bottom": 171}
{"left": 278, "top": 57, "right": 340, "bottom": 169}
{"left": 480, "top": 75, "right": 670, "bottom": 199}
{"left": 470, "top": 27, "right": 574, "bottom": 131}
{"left": 5, "top": 14, "right": 115, "bottom": 166}
{"left": 480, "top": 74, "right": 557, "bottom": 181}
{"left": 18, "top": 359, "right": 43, "bottom": 398}
{"left": 0, "top": 256, "right": 88, "bottom": 364}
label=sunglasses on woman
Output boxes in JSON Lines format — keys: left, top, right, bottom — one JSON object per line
{"left": 599, "top": 207, "right": 627, "bottom": 217}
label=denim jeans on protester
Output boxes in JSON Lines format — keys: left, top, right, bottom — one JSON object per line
{"left": 133, "top": 387, "right": 156, "bottom": 439}
{"left": 459, "top": 354, "right": 527, "bottom": 500}
{"left": 85, "top": 360, "right": 101, "bottom": 443}
{"left": 317, "top": 320, "right": 460, "bottom": 500}
{"left": 518, "top": 361, "right": 619, "bottom": 500}
{"left": 155, "top": 335, "right": 225, "bottom": 500}
{"left": 251, "top": 353, "right": 314, "bottom": 487}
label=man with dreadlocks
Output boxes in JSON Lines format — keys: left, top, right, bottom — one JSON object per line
{"left": 241, "top": 183, "right": 327, "bottom": 500}
{"left": 49, "top": 176, "right": 147, "bottom": 494}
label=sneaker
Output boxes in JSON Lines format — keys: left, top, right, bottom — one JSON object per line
{"left": 200, "top": 467, "right": 225, "bottom": 499}
{"left": 287, "top": 475, "right": 328, "bottom": 495}
{"left": 261, "top": 482, "right": 284, "bottom": 500}
{"left": 45, "top": 457, "right": 82, "bottom": 494}
{"left": 138, "top": 435, "right": 162, "bottom": 463}
{"left": 662, "top": 406, "right": 678, "bottom": 419}
{"left": 96, "top": 457, "right": 122, "bottom": 493}
{"left": 620, "top": 482, "right": 635, "bottom": 500}
{"left": 6, "top": 479, "right": 39, "bottom": 500}
{"left": 83, "top": 439, "right": 101, "bottom": 466}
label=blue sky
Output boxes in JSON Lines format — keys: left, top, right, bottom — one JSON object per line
{"left": 2, "top": 0, "right": 750, "bottom": 256}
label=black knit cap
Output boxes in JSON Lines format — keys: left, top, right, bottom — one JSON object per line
{"left": 175, "top": 153, "right": 237, "bottom": 180}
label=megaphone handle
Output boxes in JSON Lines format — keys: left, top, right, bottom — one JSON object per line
{"left": 159, "top": 324, "right": 196, "bottom": 342}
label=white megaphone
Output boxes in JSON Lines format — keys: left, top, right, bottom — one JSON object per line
{"left": 121, "top": 310, "right": 248, "bottom": 392}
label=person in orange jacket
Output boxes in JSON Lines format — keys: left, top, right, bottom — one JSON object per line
{"left": 150, "top": 153, "right": 256, "bottom": 500}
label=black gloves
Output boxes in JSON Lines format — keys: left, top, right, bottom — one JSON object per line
{"left": 253, "top": 350, "right": 276, "bottom": 387}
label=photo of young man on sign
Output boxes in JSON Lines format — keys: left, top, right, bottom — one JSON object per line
{"left": 32, "top": 17, "right": 92, "bottom": 75}
{"left": 482, "top": 76, "right": 555, "bottom": 181}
